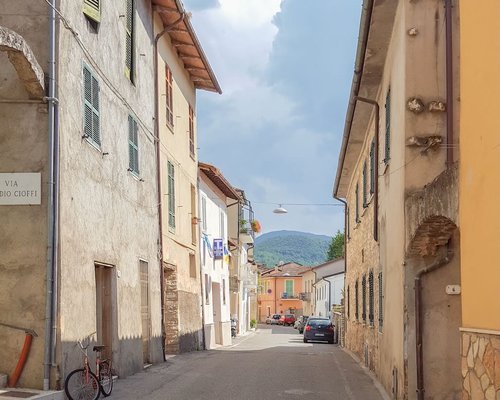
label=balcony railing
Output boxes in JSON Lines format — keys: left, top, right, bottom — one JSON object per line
{"left": 280, "top": 292, "right": 299, "bottom": 300}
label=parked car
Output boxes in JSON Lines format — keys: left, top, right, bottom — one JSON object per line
{"left": 279, "top": 314, "right": 296, "bottom": 326}
{"left": 294, "top": 315, "right": 309, "bottom": 333}
{"left": 303, "top": 317, "right": 335, "bottom": 344}
{"left": 265, "top": 314, "right": 281, "bottom": 325}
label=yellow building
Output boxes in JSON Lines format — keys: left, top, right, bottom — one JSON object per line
{"left": 459, "top": 1, "right": 500, "bottom": 398}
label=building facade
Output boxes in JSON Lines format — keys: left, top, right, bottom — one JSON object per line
{"left": 153, "top": 0, "right": 221, "bottom": 354}
{"left": 312, "top": 259, "right": 345, "bottom": 318}
{"left": 459, "top": 1, "right": 500, "bottom": 398}
{"left": 198, "top": 163, "right": 238, "bottom": 349}
{"left": 258, "top": 263, "right": 309, "bottom": 322}
{"left": 334, "top": 1, "right": 461, "bottom": 398}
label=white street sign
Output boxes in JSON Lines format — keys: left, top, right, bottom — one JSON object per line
{"left": 0, "top": 173, "right": 41, "bottom": 205}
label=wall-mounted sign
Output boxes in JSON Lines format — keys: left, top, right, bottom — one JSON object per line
{"left": 213, "top": 239, "right": 224, "bottom": 258}
{"left": 0, "top": 173, "right": 41, "bottom": 205}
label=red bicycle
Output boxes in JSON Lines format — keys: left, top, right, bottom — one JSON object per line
{"left": 64, "top": 333, "right": 113, "bottom": 400}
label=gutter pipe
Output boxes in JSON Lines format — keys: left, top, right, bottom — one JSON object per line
{"left": 333, "top": 0, "right": 374, "bottom": 197}
{"left": 197, "top": 177, "right": 207, "bottom": 350}
{"left": 445, "top": 0, "right": 454, "bottom": 166}
{"left": 354, "top": 96, "right": 379, "bottom": 242}
{"left": 153, "top": 10, "right": 186, "bottom": 361}
{"left": 43, "top": 0, "right": 59, "bottom": 390}
{"left": 415, "top": 254, "right": 452, "bottom": 400}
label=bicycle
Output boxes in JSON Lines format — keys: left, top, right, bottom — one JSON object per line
{"left": 64, "top": 332, "right": 113, "bottom": 400}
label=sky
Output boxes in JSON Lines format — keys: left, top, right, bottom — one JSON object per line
{"left": 183, "top": 0, "right": 362, "bottom": 237}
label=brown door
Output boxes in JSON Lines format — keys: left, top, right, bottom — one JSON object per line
{"left": 140, "top": 261, "right": 150, "bottom": 364}
{"left": 95, "top": 264, "right": 114, "bottom": 359}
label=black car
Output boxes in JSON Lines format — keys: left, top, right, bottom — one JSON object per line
{"left": 303, "top": 317, "right": 334, "bottom": 344}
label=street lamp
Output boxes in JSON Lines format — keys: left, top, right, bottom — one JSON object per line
{"left": 273, "top": 204, "right": 288, "bottom": 214}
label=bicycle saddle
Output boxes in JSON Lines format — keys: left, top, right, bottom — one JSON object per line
{"left": 93, "top": 345, "right": 106, "bottom": 352}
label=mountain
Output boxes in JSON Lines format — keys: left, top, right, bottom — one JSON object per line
{"left": 254, "top": 230, "right": 332, "bottom": 267}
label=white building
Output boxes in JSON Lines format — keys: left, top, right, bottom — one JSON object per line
{"left": 198, "top": 163, "right": 239, "bottom": 348}
{"left": 312, "top": 258, "right": 345, "bottom": 317}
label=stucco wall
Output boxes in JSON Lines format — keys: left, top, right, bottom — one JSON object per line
{"left": 0, "top": 1, "right": 50, "bottom": 389}
{"left": 57, "top": 0, "right": 162, "bottom": 380}
{"left": 459, "top": 0, "right": 500, "bottom": 332}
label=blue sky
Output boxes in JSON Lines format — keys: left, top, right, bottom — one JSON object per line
{"left": 183, "top": 0, "right": 362, "bottom": 237}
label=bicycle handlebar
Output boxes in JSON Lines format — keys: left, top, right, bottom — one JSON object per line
{"left": 76, "top": 331, "right": 97, "bottom": 351}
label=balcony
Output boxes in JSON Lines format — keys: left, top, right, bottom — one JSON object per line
{"left": 280, "top": 292, "right": 299, "bottom": 300}
{"left": 299, "top": 292, "right": 311, "bottom": 301}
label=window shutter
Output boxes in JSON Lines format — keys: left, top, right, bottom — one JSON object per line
{"left": 369, "top": 271, "right": 374, "bottom": 325}
{"left": 83, "top": 0, "right": 101, "bottom": 23}
{"left": 384, "top": 88, "right": 391, "bottom": 163}
{"left": 125, "top": 0, "right": 134, "bottom": 81}
{"left": 362, "top": 275, "right": 366, "bottom": 322}
{"left": 347, "top": 285, "right": 350, "bottom": 319}
{"left": 362, "top": 161, "right": 367, "bottom": 207}
{"left": 355, "top": 183, "right": 360, "bottom": 222}
{"left": 355, "top": 280, "right": 359, "bottom": 320}
{"left": 370, "top": 140, "right": 375, "bottom": 194}
{"left": 378, "top": 272, "right": 383, "bottom": 331}
{"left": 128, "top": 115, "right": 139, "bottom": 174}
{"left": 83, "top": 66, "right": 100, "bottom": 146}
{"left": 168, "top": 161, "right": 176, "bottom": 229}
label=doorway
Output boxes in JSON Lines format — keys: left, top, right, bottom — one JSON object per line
{"left": 212, "top": 282, "right": 222, "bottom": 345}
{"left": 95, "top": 263, "right": 115, "bottom": 359}
{"left": 140, "top": 260, "right": 150, "bottom": 365}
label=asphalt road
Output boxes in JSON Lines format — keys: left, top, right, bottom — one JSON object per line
{"left": 110, "top": 324, "right": 387, "bottom": 400}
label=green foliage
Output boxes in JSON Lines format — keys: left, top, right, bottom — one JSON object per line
{"left": 254, "top": 231, "right": 331, "bottom": 267}
{"left": 326, "top": 230, "right": 344, "bottom": 261}
{"left": 250, "top": 319, "right": 257, "bottom": 328}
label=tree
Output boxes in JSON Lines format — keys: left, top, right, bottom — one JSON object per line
{"left": 326, "top": 230, "right": 344, "bottom": 261}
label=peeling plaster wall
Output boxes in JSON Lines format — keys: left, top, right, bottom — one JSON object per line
{"left": 0, "top": 1, "right": 49, "bottom": 389}
{"left": 56, "top": 0, "right": 163, "bottom": 380}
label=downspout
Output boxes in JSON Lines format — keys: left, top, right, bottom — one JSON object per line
{"left": 415, "top": 254, "right": 452, "bottom": 400}
{"left": 153, "top": 10, "right": 185, "bottom": 361}
{"left": 354, "top": 96, "right": 379, "bottom": 242}
{"left": 197, "top": 177, "right": 206, "bottom": 350}
{"left": 445, "top": 0, "right": 454, "bottom": 167}
{"left": 43, "top": 0, "right": 59, "bottom": 390}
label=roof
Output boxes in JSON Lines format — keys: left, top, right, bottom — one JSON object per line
{"left": 152, "top": 0, "right": 222, "bottom": 94}
{"left": 260, "top": 262, "right": 310, "bottom": 278}
{"left": 199, "top": 162, "right": 240, "bottom": 200}
{"left": 333, "top": 0, "right": 398, "bottom": 197}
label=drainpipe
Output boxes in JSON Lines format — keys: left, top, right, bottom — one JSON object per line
{"left": 415, "top": 254, "right": 452, "bottom": 400}
{"left": 197, "top": 177, "right": 207, "bottom": 350}
{"left": 43, "top": 0, "right": 59, "bottom": 390}
{"left": 153, "top": 10, "right": 185, "bottom": 361}
{"left": 354, "top": 97, "right": 379, "bottom": 242}
{"left": 445, "top": 0, "right": 454, "bottom": 167}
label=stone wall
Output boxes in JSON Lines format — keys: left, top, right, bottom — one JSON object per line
{"left": 461, "top": 331, "right": 500, "bottom": 400}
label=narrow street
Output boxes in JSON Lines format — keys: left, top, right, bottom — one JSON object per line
{"left": 111, "top": 325, "right": 387, "bottom": 400}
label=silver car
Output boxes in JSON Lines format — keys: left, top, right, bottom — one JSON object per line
{"left": 265, "top": 314, "right": 281, "bottom": 324}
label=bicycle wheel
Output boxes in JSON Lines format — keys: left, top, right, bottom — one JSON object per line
{"left": 99, "top": 361, "right": 113, "bottom": 397}
{"left": 65, "top": 368, "right": 100, "bottom": 400}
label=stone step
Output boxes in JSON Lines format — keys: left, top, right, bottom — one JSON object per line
{"left": 0, "top": 375, "right": 6, "bottom": 389}
{"left": 0, "top": 389, "right": 63, "bottom": 400}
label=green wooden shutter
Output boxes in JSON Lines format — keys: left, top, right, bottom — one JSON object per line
{"left": 128, "top": 115, "right": 139, "bottom": 174}
{"left": 378, "top": 272, "right": 383, "bottom": 331}
{"left": 83, "top": 0, "right": 100, "bottom": 23}
{"left": 83, "top": 66, "right": 100, "bottom": 146}
{"left": 369, "top": 271, "right": 374, "bottom": 325}
{"left": 285, "top": 280, "right": 293, "bottom": 296}
{"left": 362, "top": 275, "right": 366, "bottom": 322}
{"left": 168, "top": 161, "right": 176, "bottom": 229}
{"left": 125, "top": 0, "right": 134, "bottom": 81}
{"left": 384, "top": 88, "right": 391, "bottom": 163}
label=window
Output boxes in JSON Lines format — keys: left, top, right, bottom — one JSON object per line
{"left": 83, "top": 0, "right": 100, "bottom": 23}
{"left": 347, "top": 285, "right": 350, "bottom": 319}
{"left": 189, "top": 106, "right": 195, "bottom": 158}
{"left": 369, "top": 271, "right": 374, "bottom": 326}
{"left": 285, "top": 280, "right": 293, "bottom": 296}
{"left": 370, "top": 140, "right": 375, "bottom": 194}
{"left": 83, "top": 65, "right": 100, "bottom": 146}
{"left": 125, "top": 0, "right": 135, "bottom": 82}
{"left": 355, "top": 280, "right": 359, "bottom": 320}
{"left": 165, "top": 65, "right": 173, "bottom": 127}
{"left": 167, "top": 161, "right": 175, "bottom": 229}
{"left": 201, "top": 196, "right": 207, "bottom": 232}
{"left": 384, "top": 88, "right": 391, "bottom": 163}
{"left": 128, "top": 115, "right": 139, "bottom": 175}
{"left": 362, "top": 275, "right": 366, "bottom": 322}
{"left": 378, "top": 272, "right": 383, "bottom": 331}
{"left": 362, "top": 161, "right": 368, "bottom": 208}
{"left": 189, "top": 253, "right": 196, "bottom": 278}
{"left": 355, "top": 183, "right": 360, "bottom": 223}
{"left": 222, "top": 279, "right": 226, "bottom": 305}
{"left": 347, "top": 207, "right": 350, "bottom": 239}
